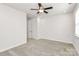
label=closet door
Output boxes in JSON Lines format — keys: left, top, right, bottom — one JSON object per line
{"left": 27, "top": 19, "right": 32, "bottom": 39}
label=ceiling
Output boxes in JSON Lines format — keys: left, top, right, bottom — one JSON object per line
{"left": 4, "top": 3, "right": 76, "bottom": 18}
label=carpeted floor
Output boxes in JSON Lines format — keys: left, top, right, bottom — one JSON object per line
{"left": 0, "top": 39, "right": 78, "bottom": 56}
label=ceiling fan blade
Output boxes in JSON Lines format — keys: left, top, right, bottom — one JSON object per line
{"left": 38, "top": 3, "right": 42, "bottom": 7}
{"left": 44, "top": 7, "right": 53, "bottom": 10}
{"left": 31, "top": 8, "right": 38, "bottom": 10}
{"left": 37, "top": 12, "right": 40, "bottom": 14}
{"left": 44, "top": 11, "right": 48, "bottom": 14}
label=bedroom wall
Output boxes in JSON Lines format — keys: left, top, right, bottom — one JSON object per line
{"left": 36, "top": 13, "right": 73, "bottom": 43}
{"left": 0, "top": 4, "right": 27, "bottom": 52}
{"left": 72, "top": 3, "right": 79, "bottom": 54}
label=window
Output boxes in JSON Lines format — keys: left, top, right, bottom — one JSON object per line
{"left": 75, "top": 8, "right": 79, "bottom": 37}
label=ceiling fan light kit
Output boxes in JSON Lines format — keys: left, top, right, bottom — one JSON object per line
{"left": 31, "top": 3, "right": 53, "bottom": 14}
{"left": 38, "top": 9, "right": 44, "bottom": 13}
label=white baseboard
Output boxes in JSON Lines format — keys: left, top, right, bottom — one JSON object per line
{"left": 29, "top": 38, "right": 72, "bottom": 44}
{"left": 46, "top": 38, "right": 72, "bottom": 44}
{"left": 0, "top": 41, "right": 26, "bottom": 53}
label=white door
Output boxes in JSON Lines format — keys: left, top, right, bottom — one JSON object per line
{"left": 27, "top": 19, "right": 32, "bottom": 39}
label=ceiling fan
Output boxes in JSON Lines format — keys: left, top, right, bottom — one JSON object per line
{"left": 31, "top": 3, "right": 53, "bottom": 14}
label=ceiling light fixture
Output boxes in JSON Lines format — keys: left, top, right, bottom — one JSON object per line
{"left": 31, "top": 3, "right": 53, "bottom": 14}
{"left": 38, "top": 9, "right": 44, "bottom": 13}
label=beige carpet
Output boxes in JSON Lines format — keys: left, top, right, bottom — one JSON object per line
{"left": 0, "top": 39, "right": 78, "bottom": 56}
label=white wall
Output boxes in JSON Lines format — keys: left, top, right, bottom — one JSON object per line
{"left": 0, "top": 4, "right": 27, "bottom": 52}
{"left": 36, "top": 13, "right": 73, "bottom": 43}
{"left": 72, "top": 4, "right": 79, "bottom": 54}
